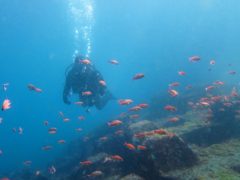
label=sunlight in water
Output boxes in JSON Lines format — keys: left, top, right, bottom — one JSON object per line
{"left": 68, "top": 0, "right": 94, "bottom": 58}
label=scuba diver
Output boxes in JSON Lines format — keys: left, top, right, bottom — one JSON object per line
{"left": 63, "top": 55, "right": 113, "bottom": 110}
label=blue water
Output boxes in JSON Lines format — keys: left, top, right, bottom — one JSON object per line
{"left": 0, "top": 0, "right": 240, "bottom": 175}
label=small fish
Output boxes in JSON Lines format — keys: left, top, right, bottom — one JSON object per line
{"left": 168, "top": 89, "right": 179, "bottom": 97}
{"left": 200, "top": 101, "right": 210, "bottom": 107}
{"left": 118, "top": 99, "right": 133, "bottom": 105}
{"left": 27, "top": 84, "right": 42, "bottom": 93}
{"left": 74, "top": 101, "right": 84, "bottom": 106}
{"left": 59, "top": 111, "right": 65, "bottom": 118}
{"left": 23, "top": 160, "right": 32, "bottom": 166}
{"left": 115, "top": 130, "right": 124, "bottom": 135}
{"left": 138, "top": 103, "right": 149, "bottom": 108}
{"left": 63, "top": 118, "right": 70, "bottom": 122}
{"left": 111, "top": 155, "right": 124, "bottom": 161}
{"left": 99, "top": 136, "right": 108, "bottom": 142}
{"left": 41, "top": 145, "right": 53, "bottom": 151}
{"left": 164, "top": 105, "right": 177, "bottom": 112}
{"left": 189, "top": 55, "right": 201, "bottom": 62}
{"left": 169, "top": 82, "right": 180, "bottom": 87}
{"left": 35, "top": 170, "right": 41, "bottom": 176}
{"left": 109, "top": 59, "right": 119, "bottom": 65}
{"left": 137, "top": 145, "right": 147, "bottom": 150}
{"left": 0, "top": 149, "right": 3, "bottom": 156}
{"left": 231, "top": 87, "right": 238, "bottom": 97}
{"left": 48, "top": 127, "right": 57, "bottom": 134}
{"left": 57, "top": 140, "right": 66, "bottom": 144}
{"left": 124, "top": 142, "right": 135, "bottom": 150}
{"left": 129, "top": 114, "right": 140, "bottom": 119}
{"left": 134, "top": 132, "right": 146, "bottom": 138}
{"left": 178, "top": 71, "right": 186, "bottom": 76}
{"left": 108, "top": 120, "right": 122, "bottom": 127}
{"left": 82, "top": 91, "right": 92, "bottom": 96}
{"left": 99, "top": 80, "right": 106, "bottom": 86}
{"left": 76, "top": 128, "right": 83, "bottom": 132}
{"left": 43, "top": 120, "right": 49, "bottom": 126}
{"left": 205, "top": 85, "right": 215, "bottom": 92}
{"left": 129, "top": 106, "right": 142, "bottom": 111}
{"left": 48, "top": 165, "right": 56, "bottom": 174}
{"left": 168, "top": 117, "right": 180, "bottom": 122}
{"left": 87, "top": 170, "right": 103, "bottom": 177}
{"left": 78, "top": 116, "right": 85, "bottom": 120}
{"left": 80, "top": 160, "right": 93, "bottom": 166}
{"left": 18, "top": 127, "right": 23, "bottom": 135}
{"left": 210, "top": 60, "right": 215, "bottom": 65}
{"left": 2, "top": 99, "right": 11, "bottom": 111}
{"left": 214, "top": 81, "right": 224, "bottom": 85}
{"left": 80, "top": 59, "right": 91, "bottom": 64}
{"left": 133, "top": 73, "right": 145, "bottom": 80}
{"left": 0, "top": 177, "right": 10, "bottom": 180}
{"left": 154, "top": 129, "right": 167, "bottom": 135}
{"left": 228, "top": 70, "right": 237, "bottom": 75}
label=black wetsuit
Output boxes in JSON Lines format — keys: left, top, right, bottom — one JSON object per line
{"left": 63, "top": 61, "right": 110, "bottom": 109}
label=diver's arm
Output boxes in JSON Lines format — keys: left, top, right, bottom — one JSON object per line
{"left": 63, "top": 71, "right": 73, "bottom": 104}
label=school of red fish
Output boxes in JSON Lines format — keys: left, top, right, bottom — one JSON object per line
{"left": 0, "top": 56, "right": 239, "bottom": 179}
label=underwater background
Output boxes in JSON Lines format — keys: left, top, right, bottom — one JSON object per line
{"left": 1, "top": 0, "right": 240, "bottom": 179}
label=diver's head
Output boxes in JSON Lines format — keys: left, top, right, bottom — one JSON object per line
{"left": 74, "top": 55, "right": 85, "bottom": 63}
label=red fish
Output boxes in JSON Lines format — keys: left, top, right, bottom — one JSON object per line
{"left": 115, "top": 130, "right": 124, "bottom": 135}
{"left": 164, "top": 105, "right": 177, "bottom": 111}
{"left": 27, "top": 84, "right": 42, "bottom": 93}
{"left": 129, "top": 114, "right": 140, "bottom": 119}
{"left": 154, "top": 129, "right": 167, "bottom": 135}
{"left": 205, "top": 85, "right": 215, "bottom": 92}
{"left": 74, "top": 101, "right": 84, "bottom": 106}
{"left": 129, "top": 106, "right": 142, "bottom": 111}
{"left": 118, "top": 99, "right": 133, "bottom": 105}
{"left": 133, "top": 73, "right": 145, "bottom": 80}
{"left": 57, "top": 140, "right": 66, "bottom": 144}
{"left": 99, "top": 80, "right": 106, "bottom": 86}
{"left": 80, "top": 160, "right": 93, "bottom": 166}
{"left": 138, "top": 103, "right": 149, "bottom": 108}
{"left": 178, "top": 71, "right": 186, "bottom": 76}
{"left": 111, "top": 155, "right": 124, "bottom": 161}
{"left": 137, "top": 145, "right": 147, "bottom": 150}
{"left": 48, "top": 127, "right": 57, "bottom": 134}
{"left": 213, "top": 81, "right": 224, "bottom": 85}
{"left": 168, "top": 89, "right": 179, "bottom": 97}
{"left": 169, "top": 82, "right": 180, "bottom": 87}
{"left": 168, "top": 117, "right": 180, "bottom": 122}
{"left": 87, "top": 171, "right": 103, "bottom": 177}
{"left": 109, "top": 59, "right": 119, "bottom": 65}
{"left": 82, "top": 91, "right": 92, "bottom": 96}
{"left": 124, "top": 142, "right": 136, "bottom": 150}
{"left": 2, "top": 99, "right": 11, "bottom": 111}
{"left": 210, "top": 60, "right": 215, "bottom": 65}
{"left": 189, "top": 55, "right": 201, "bottom": 62}
{"left": 80, "top": 59, "right": 91, "bottom": 64}
{"left": 108, "top": 120, "right": 122, "bottom": 127}
{"left": 78, "top": 116, "right": 85, "bottom": 120}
